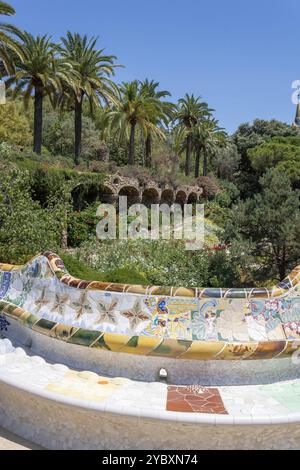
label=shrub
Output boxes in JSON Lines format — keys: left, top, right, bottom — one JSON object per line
{"left": 0, "top": 101, "right": 32, "bottom": 147}
{"left": 61, "top": 252, "right": 150, "bottom": 284}
{"left": 67, "top": 204, "right": 99, "bottom": 248}
{"left": 0, "top": 168, "right": 61, "bottom": 263}
{"left": 197, "top": 176, "right": 219, "bottom": 198}
{"left": 77, "top": 238, "right": 241, "bottom": 288}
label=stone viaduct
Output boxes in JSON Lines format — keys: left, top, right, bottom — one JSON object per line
{"left": 100, "top": 175, "right": 204, "bottom": 207}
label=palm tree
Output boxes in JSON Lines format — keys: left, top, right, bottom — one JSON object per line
{"left": 139, "top": 79, "right": 174, "bottom": 168}
{"left": 194, "top": 118, "right": 227, "bottom": 177}
{"left": 60, "top": 32, "right": 118, "bottom": 164}
{"left": 107, "top": 80, "right": 165, "bottom": 165}
{"left": 7, "top": 32, "right": 76, "bottom": 154}
{"left": 0, "top": 1, "right": 23, "bottom": 74}
{"left": 174, "top": 94, "right": 211, "bottom": 176}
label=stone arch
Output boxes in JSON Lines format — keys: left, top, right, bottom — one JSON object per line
{"left": 187, "top": 192, "right": 198, "bottom": 204}
{"left": 161, "top": 189, "right": 174, "bottom": 206}
{"left": 99, "top": 185, "right": 117, "bottom": 204}
{"left": 142, "top": 187, "right": 160, "bottom": 207}
{"left": 118, "top": 185, "right": 141, "bottom": 206}
{"left": 72, "top": 183, "right": 103, "bottom": 211}
{"left": 175, "top": 190, "right": 188, "bottom": 206}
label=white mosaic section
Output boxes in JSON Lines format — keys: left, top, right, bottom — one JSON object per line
{"left": 1, "top": 339, "right": 300, "bottom": 448}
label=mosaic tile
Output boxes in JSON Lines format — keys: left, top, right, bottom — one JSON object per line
{"left": 179, "top": 341, "right": 226, "bottom": 360}
{"left": 261, "top": 382, "right": 300, "bottom": 413}
{"left": 92, "top": 334, "right": 112, "bottom": 351}
{"left": 32, "top": 318, "right": 57, "bottom": 335}
{"left": 0, "top": 272, "right": 11, "bottom": 299}
{"left": 50, "top": 324, "right": 79, "bottom": 342}
{"left": 46, "top": 371, "right": 125, "bottom": 402}
{"left": 102, "top": 333, "right": 132, "bottom": 352}
{"left": 120, "top": 336, "right": 162, "bottom": 355}
{"left": 248, "top": 341, "right": 287, "bottom": 359}
{"left": 275, "top": 340, "right": 300, "bottom": 358}
{"left": 166, "top": 385, "right": 228, "bottom": 414}
{"left": 67, "top": 329, "right": 103, "bottom": 347}
{"left": 220, "top": 385, "right": 289, "bottom": 417}
{"left": 215, "top": 342, "right": 258, "bottom": 360}
{"left": 150, "top": 339, "right": 192, "bottom": 358}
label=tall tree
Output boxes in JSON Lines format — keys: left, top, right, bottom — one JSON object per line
{"left": 60, "top": 32, "right": 118, "bottom": 164}
{"left": 194, "top": 118, "right": 227, "bottom": 177}
{"left": 0, "top": 1, "right": 22, "bottom": 74}
{"left": 225, "top": 169, "right": 300, "bottom": 281}
{"left": 233, "top": 119, "right": 297, "bottom": 199}
{"left": 107, "top": 80, "right": 165, "bottom": 165}
{"left": 174, "top": 94, "right": 211, "bottom": 176}
{"left": 139, "top": 79, "right": 174, "bottom": 168}
{"left": 7, "top": 32, "right": 75, "bottom": 154}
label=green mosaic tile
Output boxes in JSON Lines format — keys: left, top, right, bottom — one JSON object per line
{"left": 32, "top": 318, "right": 57, "bottom": 334}
{"left": 149, "top": 339, "right": 192, "bottom": 358}
{"left": 261, "top": 382, "right": 300, "bottom": 412}
{"left": 67, "top": 329, "right": 102, "bottom": 347}
{"left": 23, "top": 314, "right": 39, "bottom": 328}
{"left": 126, "top": 336, "right": 139, "bottom": 348}
{"left": 92, "top": 334, "right": 111, "bottom": 351}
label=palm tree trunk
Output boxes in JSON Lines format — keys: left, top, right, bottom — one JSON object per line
{"left": 195, "top": 146, "right": 201, "bottom": 178}
{"left": 185, "top": 134, "right": 192, "bottom": 176}
{"left": 203, "top": 150, "right": 208, "bottom": 176}
{"left": 129, "top": 121, "right": 136, "bottom": 165}
{"left": 145, "top": 134, "right": 152, "bottom": 168}
{"left": 33, "top": 86, "right": 43, "bottom": 155}
{"left": 74, "top": 93, "right": 83, "bottom": 165}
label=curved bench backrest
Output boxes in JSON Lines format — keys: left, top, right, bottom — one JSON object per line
{"left": 1, "top": 252, "right": 300, "bottom": 360}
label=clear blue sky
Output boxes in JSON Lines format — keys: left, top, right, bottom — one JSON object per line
{"left": 9, "top": 0, "right": 299, "bottom": 134}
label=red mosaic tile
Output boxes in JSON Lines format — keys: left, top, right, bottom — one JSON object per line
{"left": 166, "top": 385, "right": 228, "bottom": 414}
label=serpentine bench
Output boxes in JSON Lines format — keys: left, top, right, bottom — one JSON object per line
{"left": 2, "top": 253, "right": 300, "bottom": 448}
{"left": 1, "top": 252, "right": 300, "bottom": 384}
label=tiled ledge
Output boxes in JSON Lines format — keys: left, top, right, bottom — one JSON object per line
{"left": 1, "top": 339, "right": 300, "bottom": 427}
{"left": 2, "top": 251, "right": 300, "bottom": 299}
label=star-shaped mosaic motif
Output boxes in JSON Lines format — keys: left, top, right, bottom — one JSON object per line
{"left": 34, "top": 288, "right": 51, "bottom": 313}
{"left": 71, "top": 292, "right": 93, "bottom": 319}
{"left": 121, "top": 299, "right": 151, "bottom": 331}
{"left": 50, "top": 292, "right": 70, "bottom": 317}
{"left": 97, "top": 299, "right": 119, "bottom": 326}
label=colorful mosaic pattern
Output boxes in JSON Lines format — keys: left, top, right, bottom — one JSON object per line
{"left": 1, "top": 252, "right": 300, "bottom": 360}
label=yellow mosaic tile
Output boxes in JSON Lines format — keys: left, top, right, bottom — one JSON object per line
{"left": 149, "top": 339, "right": 193, "bottom": 358}
{"left": 179, "top": 341, "right": 226, "bottom": 360}
{"left": 102, "top": 333, "right": 133, "bottom": 352}
{"left": 120, "top": 335, "right": 162, "bottom": 355}
{"left": 45, "top": 370, "right": 125, "bottom": 402}
{"left": 215, "top": 342, "right": 258, "bottom": 360}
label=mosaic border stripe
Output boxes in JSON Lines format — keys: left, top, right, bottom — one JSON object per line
{"left": 2, "top": 299, "right": 300, "bottom": 360}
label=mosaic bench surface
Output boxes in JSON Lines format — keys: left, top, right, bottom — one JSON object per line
{"left": 1, "top": 338, "right": 300, "bottom": 423}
